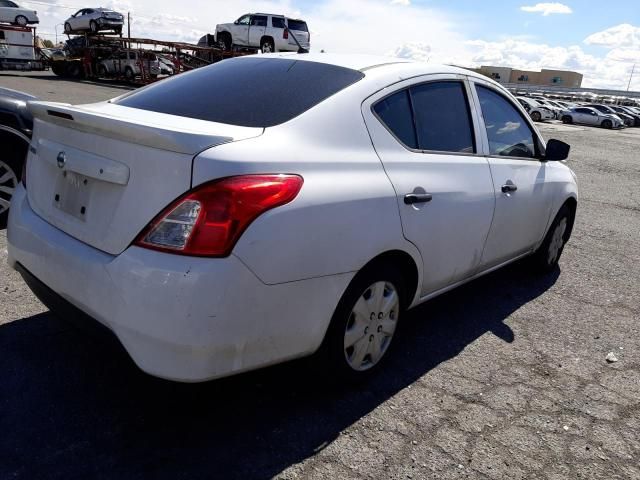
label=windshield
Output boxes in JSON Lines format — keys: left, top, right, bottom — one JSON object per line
{"left": 115, "top": 57, "right": 364, "bottom": 128}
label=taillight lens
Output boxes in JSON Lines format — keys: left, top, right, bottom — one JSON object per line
{"left": 134, "top": 174, "right": 303, "bottom": 257}
{"left": 283, "top": 29, "right": 289, "bottom": 40}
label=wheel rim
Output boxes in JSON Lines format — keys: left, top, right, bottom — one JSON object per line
{"left": 262, "top": 43, "right": 272, "bottom": 53}
{"left": 0, "top": 159, "right": 18, "bottom": 216}
{"left": 344, "top": 281, "right": 399, "bottom": 371}
{"left": 65, "top": 23, "right": 70, "bottom": 33}
{"left": 547, "top": 218, "right": 567, "bottom": 265}
{"left": 16, "top": 16, "right": 27, "bottom": 26}
{"left": 90, "top": 22, "right": 97, "bottom": 32}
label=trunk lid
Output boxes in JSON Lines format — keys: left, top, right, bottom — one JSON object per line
{"left": 26, "top": 101, "right": 263, "bottom": 255}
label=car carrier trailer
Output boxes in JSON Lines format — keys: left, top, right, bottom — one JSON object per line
{"left": 48, "top": 33, "right": 249, "bottom": 85}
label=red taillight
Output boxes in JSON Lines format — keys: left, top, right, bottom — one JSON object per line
{"left": 283, "top": 29, "right": 288, "bottom": 40}
{"left": 134, "top": 174, "right": 303, "bottom": 257}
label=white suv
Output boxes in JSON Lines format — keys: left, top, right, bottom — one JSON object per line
{"left": 215, "top": 13, "right": 310, "bottom": 53}
{"left": 97, "top": 50, "right": 160, "bottom": 81}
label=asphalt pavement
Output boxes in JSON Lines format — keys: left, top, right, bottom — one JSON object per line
{"left": 1, "top": 72, "right": 639, "bottom": 479}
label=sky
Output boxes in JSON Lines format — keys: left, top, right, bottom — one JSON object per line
{"left": 22, "top": 0, "right": 640, "bottom": 90}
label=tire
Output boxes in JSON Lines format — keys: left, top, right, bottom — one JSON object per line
{"left": 67, "top": 61, "right": 83, "bottom": 79}
{"left": 530, "top": 204, "right": 572, "bottom": 272}
{"left": 260, "top": 38, "right": 275, "bottom": 54}
{"left": 0, "top": 140, "right": 24, "bottom": 227}
{"left": 124, "top": 67, "right": 134, "bottom": 82}
{"left": 561, "top": 115, "right": 573, "bottom": 124}
{"left": 14, "top": 15, "right": 28, "bottom": 26}
{"left": 531, "top": 111, "right": 542, "bottom": 122}
{"left": 218, "top": 33, "right": 231, "bottom": 51}
{"left": 89, "top": 20, "right": 98, "bottom": 34}
{"left": 114, "top": 26, "right": 122, "bottom": 35}
{"left": 601, "top": 119, "right": 613, "bottom": 129}
{"left": 64, "top": 22, "right": 72, "bottom": 34}
{"left": 317, "top": 263, "right": 407, "bottom": 382}
{"left": 97, "top": 64, "right": 108, "bottom": 78}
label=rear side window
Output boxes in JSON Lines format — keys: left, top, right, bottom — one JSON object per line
{"left": 272, "top": 17, "right": 286, "bottom": 28}
{"left": 373, "top": 90, "right": 417, "bottom": 149}
{"left": 476, "top": 85, "right": 536, "bottom": 159}
{"left": 410, "top": 82, "right": 475, "bottom": 153}
{"left": 287, "top": 19, "right": 308, "bottom": 32}
{"left": 115, "top": 57, "right": 364, "bottom": 127}
{"left": 373, "top": 81, "right": 475, "bottom": 153}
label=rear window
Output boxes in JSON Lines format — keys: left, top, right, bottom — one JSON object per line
{"left": 287, "top": 19, "right": 308, "bottom": 32}
{"left": 115, "top": 57, "right": 364, "bottom": 128}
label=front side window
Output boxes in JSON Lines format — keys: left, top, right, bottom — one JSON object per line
{"left": 476, "top": 85, "right": 536, "bottom": 159}
{"left": 373, "top": 90, "right": 417, "bottom": 149}
{"left": 410, "top": 81, "right": 475, "bottom": 153}
{"left": 237, "top": 15, "right": 250, "bottom": 25}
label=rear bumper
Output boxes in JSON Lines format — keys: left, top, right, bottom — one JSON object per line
{"left": 7, "top": 185, "right": 353, "bottom": 382}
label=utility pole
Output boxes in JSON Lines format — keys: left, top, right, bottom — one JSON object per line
{"left": 628, "top": 63, "right": 636, "bottom": 92}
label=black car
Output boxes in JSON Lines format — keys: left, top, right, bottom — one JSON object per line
{"left": 612, "top": 105, "right": 640, "bottom": 127}
{"left": 0, "top": 87, "right": 35, "bottom": 226}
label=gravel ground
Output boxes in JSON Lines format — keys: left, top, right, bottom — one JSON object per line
{"left": 1, "top": 73, "right": 639, "bottom": 479}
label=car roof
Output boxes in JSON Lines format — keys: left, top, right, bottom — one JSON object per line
{"left": 244, "top": 52, "right": 479, "bottom": 77}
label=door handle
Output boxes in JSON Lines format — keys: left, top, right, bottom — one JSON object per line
{"left": 404, "top": 193, "right": 433, "bottom": 205}
{"left": 501, "top": 183, "right": 518, "bottom": 193}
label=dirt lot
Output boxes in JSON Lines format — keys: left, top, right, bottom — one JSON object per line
{"left": 1, "top": 72, "right": 639, "bottom": 479}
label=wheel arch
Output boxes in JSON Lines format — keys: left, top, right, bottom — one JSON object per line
{"left": 260, "top": 35, "right": 275, "bottom": 45}
{"left": 562, "top": 196, "right": 578, "bottom": 241}
{"left": 352, "top": 249, "right": 421, "bottom": 310}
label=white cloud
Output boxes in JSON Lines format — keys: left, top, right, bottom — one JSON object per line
{"left": 390, "top": 0, "right": 411, "bottom": 5}
{"left": 584, "top": 23, "right": 640, "bottom": 48}
{"left": 520, "top": 3, "right": 572, "bottom": 16}
{"left": 392, "top": 42, "right": 431, "bottom": 62}
{"left": 464, "top": 38, "right": 639, "bottom": 90}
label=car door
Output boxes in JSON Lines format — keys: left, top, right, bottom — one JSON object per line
{"left": 231, "top": 14, "right": 251, "bottom": 45}
{"left": 82, "top": 9, "right": 95, "bottom": 29}
{"left": 248, "top": 15, "right": 267, "bottom": 47}
{"left": 576, "top": 108, "right": 598, "bottom": 125}
{"left": 362, "top": 75, "right": 495, "bottom": 296}
{"left": 68, "top": 9, "right": 83, "bottom": 30}
{"left": 469, "top": 79, "right": 554, "bottom": 268}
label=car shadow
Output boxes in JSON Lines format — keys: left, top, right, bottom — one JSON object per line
{"left": 0, "top": 261, "right": 559, "bottom": 479}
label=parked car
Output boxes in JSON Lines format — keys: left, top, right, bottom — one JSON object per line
{"left": 8, "top": 55, "right": 577, "bottom": 382}
{"left": 0, "top": 86, "right": 34, "bottom": 226}
{"left": 585, "top": 104, "right": 633, "bottom": 127}
{"left": 516, "top": 96, "right": 555, "bottom": 121}
{"left": 97, "top": 49, "right": 160, "bottom": 81}
{"left": 532, "top": 97, "right": 563, "bottom": 119}
{"left": 610, "top": 105, "right": 640, "bottom": 127}
{"left": 157, "top": 55, "right": 175, "bottom": 75}
{"left": 0, "top": 1, "right": 38, "bottom": 26}
{"left": 215, "top": 13, "right": 310, "bottom": 53}
{"left": 561, "top": 106, "right": 623, "bottom": 129}
{"left": 64, "top": 8, "right": 124, "bottom": 35}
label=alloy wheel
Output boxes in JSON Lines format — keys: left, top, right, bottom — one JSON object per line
{"left": 0, "top": 159, "right": 18, "bottom": 216}
{"left": 344, "top": 281, "right": 399, "bottom": 371}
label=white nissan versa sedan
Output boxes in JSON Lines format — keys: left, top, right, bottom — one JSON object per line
{"left": 7, "top": 54, "right": 578, "bottom": 382}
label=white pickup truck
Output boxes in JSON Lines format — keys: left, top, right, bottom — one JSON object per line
{"left": 215, "top": 13, "right": 310, "bottom": 53}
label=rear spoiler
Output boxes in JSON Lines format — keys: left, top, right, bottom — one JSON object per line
{"left": 28, "top": 101, "right": 264, "bottom": 155}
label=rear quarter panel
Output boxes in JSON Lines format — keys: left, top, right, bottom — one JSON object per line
{"left": 192, "top": 85, "right": 424, "bottom": 296}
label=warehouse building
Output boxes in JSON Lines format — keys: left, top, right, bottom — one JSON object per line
{"left": 474, "top": 65, "right": 583, "bottom": 88}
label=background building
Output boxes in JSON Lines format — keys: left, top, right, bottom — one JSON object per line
{"left": 474, "top": 65, "right": 583, "bottom": 88}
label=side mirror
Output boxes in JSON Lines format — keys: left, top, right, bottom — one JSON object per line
{"left": 544, "top": 139, "right": 570, "bottom": 161}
